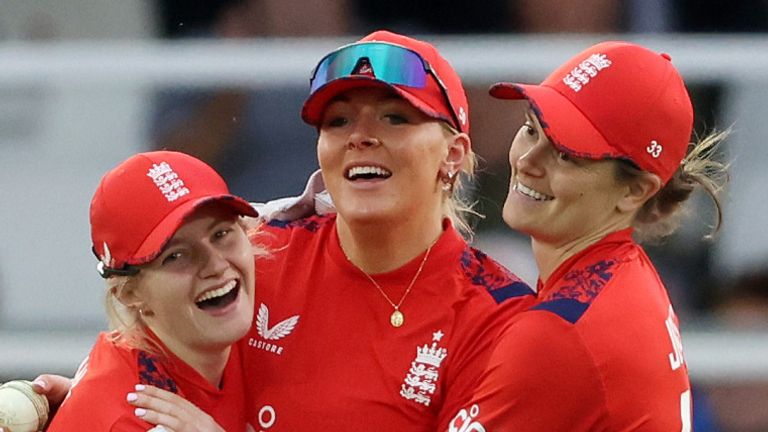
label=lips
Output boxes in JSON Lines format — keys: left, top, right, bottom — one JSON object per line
{"left": 195, "top": 280, "right": 239, "bottom": 310}
{"left": 513, "top": 180, "right": 554, "bottom": 201}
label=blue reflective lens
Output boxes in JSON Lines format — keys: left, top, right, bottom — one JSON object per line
{"left": 310, "top": 42, "right": 429, "bottom": 94}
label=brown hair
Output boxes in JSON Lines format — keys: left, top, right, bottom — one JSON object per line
{"left": 615, "top": 130, "right": 730, "bottom": 243}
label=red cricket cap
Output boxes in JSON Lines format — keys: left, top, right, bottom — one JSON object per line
{"left": 490, "top": 41, "right": 693, "bottom": 184}
{"left": 90, "top": 151, "right": 257, "bottom": 272}
{"left": 301, "top": 30, "right": 470, "bottom": 134}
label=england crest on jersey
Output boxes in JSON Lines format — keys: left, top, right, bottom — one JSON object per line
{"left": 400, "top": 330, "right": 448, "bottom": 406}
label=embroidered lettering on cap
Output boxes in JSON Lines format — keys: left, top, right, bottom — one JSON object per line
{"left": 647, "top": 140, "right": 663, "bottom": 158}
{"left": 147, "top": 161, "right": 190, "bottom": 202}
{"left": 562, "top": 53, "right": 612, "bottom": 92}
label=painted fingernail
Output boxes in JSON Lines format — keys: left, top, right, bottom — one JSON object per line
{"left": 126, "top": 392, "right": 138, "bottom": 402}
{"left": 135, "top": 384, "right": 146, "bottom": 391}
{"left": 135, "top": 408, "right": 147, "bottom": 417}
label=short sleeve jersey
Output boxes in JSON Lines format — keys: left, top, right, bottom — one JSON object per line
{"left": 240, "top": 214, "right": 536, "bottom": 431}
{"left": 48, "top": 332, "right": 248, "bottom": 431}
{"left": 447, "top": 228, "right": 692, "bottom": 431}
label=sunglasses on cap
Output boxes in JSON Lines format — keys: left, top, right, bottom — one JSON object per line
{"left": 309, "top": 41, "right": 462, "bottom": 132}
{"left": 92, "top": 247, "right": 140, "bottom": 279}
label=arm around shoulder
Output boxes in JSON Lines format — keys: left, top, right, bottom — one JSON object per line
{"left": 448, "top": 312, "right": 609, "bottom": 431}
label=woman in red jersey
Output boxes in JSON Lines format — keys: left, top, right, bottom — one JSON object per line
{"left": 224, "top": 30, "right": 535, "bottom": 432}
{"left": 47, "top": 151, "right": 260, "bottom": 431}
{"left": 35, "top": 31, "right": 536, "bottom": 432}
{"left": 448, "top": 41, "right": 728, "bottom": 431}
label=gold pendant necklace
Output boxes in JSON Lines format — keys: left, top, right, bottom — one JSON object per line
{"left": 351, "top": 244, "right": 433, "bottom": 328}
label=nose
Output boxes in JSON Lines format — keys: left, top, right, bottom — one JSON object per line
{"left": 347, "top": 111, "right": 381, "bottom": 150}
{"left": 515, "top": 142, "right": 548, "bottom": 178}
{"left": 199, "top": 245, "right": 229, "bottom": 278}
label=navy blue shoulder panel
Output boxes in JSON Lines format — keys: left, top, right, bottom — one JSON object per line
{"left": 490, "top": 281, "right": 536, "bottom": 303}
{"left": 531, "top": 298, "right": 590, "bottom": 324}
{"left": 460, "top": 246, "right": 534, "bottom": 304}
{"left": 138, "top": 351, "right": 178, "bottom": 393}
{"left": 266, "top": 214, "right": 334, "bottom": 233}
{"left": 532, "top": 258, "right": 619, "bottom": 324}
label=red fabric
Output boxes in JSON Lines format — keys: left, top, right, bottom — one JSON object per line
{"left": 48, "top": 332, "right": 248, "bottom": 431}
{"left": 90, "top": 151, "right": 257, "bottom": 268}
{"left": 241, "top": 214, "right": 535, "bottom": 431}
{"left": 447, "top": 229, "right": 692, "bottom": 431}
{"left": 302, "top": 30, "right": 470, "bottom": 134}
{"left": 490, "top": 41, "right": 692, "bottom": 184}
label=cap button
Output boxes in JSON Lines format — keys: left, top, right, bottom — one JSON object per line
{"left": 661, "top": 52, "right": 672, "bottom": 61}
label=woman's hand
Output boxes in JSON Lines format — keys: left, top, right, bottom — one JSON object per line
{"left": 127, "top": 384, "right": 225, "bottom": 432}
{"left": 32, "top": 374, "right": 73, "bottom": 407}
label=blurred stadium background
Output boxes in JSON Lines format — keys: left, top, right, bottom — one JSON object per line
{"left": 1, "top": 0, "right": 767, "bottom": 430}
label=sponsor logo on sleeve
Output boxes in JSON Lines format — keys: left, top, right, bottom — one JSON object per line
{"left": 449, "top": 404, "right": 486, "bottom": 432}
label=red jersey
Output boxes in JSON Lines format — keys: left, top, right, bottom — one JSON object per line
{"left": 48, "top": 332, "right": 249, "bottom": 431}
{"left": 448, "top": 228, "right": 691, "bottom": 431}
{"left": 241, "top": 214, "right": 535, "bottom": 431}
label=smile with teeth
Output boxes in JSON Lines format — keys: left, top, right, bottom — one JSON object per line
{"left": 514, "top": 181, "right": 554, "bottom": 201}
{"left": 195, "top": 280, "right": 238, "bottom": 304}
{"left": 346, "top": 165, "right": 392, "bottom": 180}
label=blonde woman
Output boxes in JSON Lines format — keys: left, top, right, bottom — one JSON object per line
{"left": 47, "top": 151, "right": 259, "bottom": 431}
{"left": 223, "top": 30, "right": 536, "bottom": 431}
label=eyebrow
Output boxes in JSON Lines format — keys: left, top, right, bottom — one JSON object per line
{"left": 327, "top": 94, "right": 349, "bottom": 105}
{"left": 326, "top": 91, "right": 402, "bottom": 106}
{"left": 160, "top": 217, "right": 234, "bottom": 252}
{"left": 524, "top": 109, "right": 536, "bottom": 123}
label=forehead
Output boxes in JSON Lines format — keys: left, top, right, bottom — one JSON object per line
{"left": 324, "top": 87, "right": 407, "bottom": 108}
{"left": 172, "top": 204, "right": 238, "bottom": 238}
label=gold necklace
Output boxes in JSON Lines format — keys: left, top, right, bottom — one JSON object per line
{"left": 350, "top": 245, "right": 433, "bottom": 328}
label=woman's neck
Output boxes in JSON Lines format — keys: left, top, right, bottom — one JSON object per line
{"left": 336, "top": 213, "right": 444, "bottom": 274}
{"left": 150, "top": 328, "right": 231, "bottom": 388}
{"left": 532, "top": 222, "right": 628, "bottom": 284}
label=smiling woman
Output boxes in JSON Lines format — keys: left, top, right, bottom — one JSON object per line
{"left": 449, "top": 41, "right": 729, "bottom": 431}
{"left": 227, "top": 31, "right": 536, "bottom": 431}
{"left": 46, "top": 151, "right": 261, "bottom": 432}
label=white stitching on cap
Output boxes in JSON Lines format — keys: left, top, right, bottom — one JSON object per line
{"left": 562, "top": 53, "right": 612, "bottom": 92}
{"left": 147, "top": 161, "right": 190, "bottom": 202}
{"left": 647, "top": 140, "right": 663, "bottom": 158}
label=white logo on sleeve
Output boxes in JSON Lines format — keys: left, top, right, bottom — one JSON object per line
{"left": 449, "top": 404, "right": 486, "bottom": 432}
{"left": 248, "top": 303, "right": 300, "bottom": 356}
{"left": 665, "top": 305, "right": 685, "bottom": 370}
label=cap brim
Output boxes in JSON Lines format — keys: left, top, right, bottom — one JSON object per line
{"left": 490, "top": 82, "right": 621, "bottom": 160}
{"left": 301, "top": 76, "right": 449, "bottom": 127}
{"left": 131, "top": 195, "right": 257, "bottom": 265}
